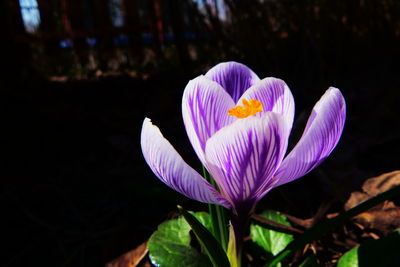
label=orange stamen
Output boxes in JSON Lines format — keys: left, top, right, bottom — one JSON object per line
{"left": 228, "top": 99, "right": 263, "bottom": 119}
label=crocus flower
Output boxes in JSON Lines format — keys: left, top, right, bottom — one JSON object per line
{"left": 141, "top": 61, "right": 346, "bottom": 217}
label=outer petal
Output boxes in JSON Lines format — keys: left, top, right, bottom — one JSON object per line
{"left": 239, "top": 77, "right": 295, "bottom": 128}
{"left": 273, "top": 87, "right": 346, "bottom": 187}
{"left": 204, "top": 113, "right": 290, "bottom": 207}
{"left": 205, "top": 61, "right": 260, "bottom": 102}
{"left": 182, "top": 76, "right": 235, "bottom": 165}
{"left": 141, "top": 118, "right": 230, "bottom": 208}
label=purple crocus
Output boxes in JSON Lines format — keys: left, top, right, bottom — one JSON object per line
{"left": 141, "top": 61, "right": 346, "bottom": 217}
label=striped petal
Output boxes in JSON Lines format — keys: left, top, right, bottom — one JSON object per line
{"left": 182, "top": 76, "right": 235, "bottom": 165}
{"left": 205, "top": 61, "right": 260, "bottom": 102}
{"left": 141, "top": 118, "right": 230, "bottom": 208}
{"left": 273, "top": 87, "right": 346, "bottom": 187}
{"left": 204, "top": 113, "right": 290, "bottom": 208}
{"left": 239, "top": 77, "right": 295, "bottom": 128}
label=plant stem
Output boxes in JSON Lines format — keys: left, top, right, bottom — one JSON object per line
{"left": 229, "top": 213, "right": 247, "bottom": 267}
{"left": 229, "top": 201, "right": 254, "bottom": 267}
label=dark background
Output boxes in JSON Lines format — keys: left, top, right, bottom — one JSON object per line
{"left": 1, "top": 0, "right": 400, "bottom": 266}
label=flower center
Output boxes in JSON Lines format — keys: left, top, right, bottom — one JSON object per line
{"left": 228, "top": 99, "right": 263, "bottom": 119}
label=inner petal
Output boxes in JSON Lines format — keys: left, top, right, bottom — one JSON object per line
{"left": 228, "top": 99, "right": 263, "bottom": 119}
{"left": 205, "top": 61, "right": 260, "bottom": 102}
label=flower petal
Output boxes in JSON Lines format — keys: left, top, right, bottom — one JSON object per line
{"left": 182, "top": 76, "right": 235, "bottom": 165}
{"left": 204, "top": 113, "right": 290, "bottom": 207}
{"left": 141, "top": 118, "right": 230, "bottom": 207}
{"left": 239, "top": 77, "right": 295, "bottom": 128}
{"left": 205, "top": 61, "right": 260, "bottom": 102}
{"left": 273, "top": 87, "right": 346, "bottom": 187}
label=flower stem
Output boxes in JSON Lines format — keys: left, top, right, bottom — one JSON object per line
{"left": 202, "top": 166, "right": 229, "bottom": 251}
{"left": 229, "top": 215, "right": 246, "bottom": 267}
{"left": 228, "top": 202, "right": 253, "bottom": 267}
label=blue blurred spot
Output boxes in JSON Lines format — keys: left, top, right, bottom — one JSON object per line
{"left": 59, "top": 39, "right": 73, "bottom": 48}
{"left": 141, "top": 33, "right": 154, "bottom": 44}
{"left": 164, "top": 33, "right": 175, "bottom": 42}
{"left": 113, "top": 34, "right": 130, "bottom": 47}
{"left": 184, "top": 32, "right": 198, "bottom": 40}
{"left": 86, "top": 37, "right": 97, "bottom": 47}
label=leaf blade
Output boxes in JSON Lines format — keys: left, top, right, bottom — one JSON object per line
{"left": 250, "top": 210, "right": 294, "bottom": 257}
{"left": 178, "top": 205, "right": 230, "bottom": 267}
{"left": 148, "top": 214, "right": 212, "bottom": 267}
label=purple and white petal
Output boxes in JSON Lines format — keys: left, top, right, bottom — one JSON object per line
{"left": 141, "top": 118, "right": 230, "bottom": 208}
{"left": 205, "top": 61, "right": 260, "bottom": 102}
{"left": 239, "top": 77, "right": 295, "bottom": 128}
{"left": 273, "top": 87, "right": 346, "bottom": 187}
{"left": 204, "top": 113, "right": 290, "bottom": 207}
{"left": 182, "top": 76, "right": 236, "bottom": 164}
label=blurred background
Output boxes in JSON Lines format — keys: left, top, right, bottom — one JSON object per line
{"left": 2, "top": 0, "right": 400, "bottom": 266}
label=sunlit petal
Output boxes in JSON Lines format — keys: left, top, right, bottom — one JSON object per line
{"left": 182, "top": 76, "right": 235, "bottom": 164}
{"left": 204, "top": 113, "right": 290, "bottom": 208}
{"left": 141, "top": 118, "right": 230, "bottom": 207}
{"left": 239, "top": 77, "right": 295, "bottom": 128}
{"left": 273, "top": 87, "right": 346, "bottom": 187}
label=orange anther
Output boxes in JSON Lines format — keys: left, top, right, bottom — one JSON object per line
{"left": 228, "top": 99, "right": 263, "bottom": 118}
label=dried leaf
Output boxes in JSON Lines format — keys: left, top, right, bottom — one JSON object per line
{"left": 362, "top": 171, "right": 400, "bottom": 196}
{"left": 345, "top": 171, "right": 400, "bottom": 234}
{"left": 106, "top": 242, "right": 148, "bottom": 267}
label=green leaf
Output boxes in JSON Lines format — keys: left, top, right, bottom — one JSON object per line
{"left": 178, "top": 206, "right": 231, "bottom": 267}
{"left": 338, "top": 247, "right": 358, "bottom": 267}
{"left": 190, "top": 211, "right": 212, "bottom": 232}
{"left": 337, "top": 229, "right": 400, "bottom": 267}
{"left": 148, "top": 212, "right": 212, "bottom": 267}
{"left": 250, "top": 210, "right": 294, "bottom": 257}
{"left": 299, "top": 255, "right": 319, "bottom": 267}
